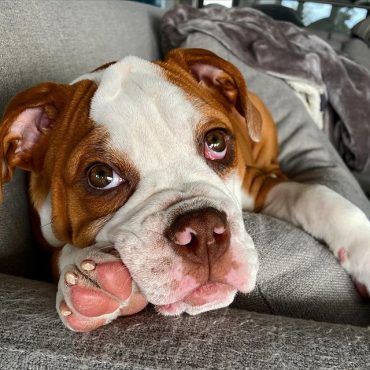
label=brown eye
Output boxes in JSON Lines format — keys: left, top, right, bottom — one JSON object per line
{"left": 206, "top": 130, "right": 226, "bottom": 152}
{"left": 88, "top": 164, "right": 123, "bottom": 189}
{"left": 204, "top": 130, "right": 227, "bottom": 160}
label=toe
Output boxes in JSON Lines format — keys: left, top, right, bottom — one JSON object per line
{"left": 59, "top": 301, "right": 106, "bottom": 332}
{"left": 354, "top": 280, "right": 370, "bottom": 300}
{"left": 67, "top": 314, "right": 106, "bottom": 332}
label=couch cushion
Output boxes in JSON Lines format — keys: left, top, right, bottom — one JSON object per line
{"left": 352, "top": 17, "right": 370, "bottom": 45}
{"left": 0, "top": 0, "right": 163, "bottom": 116}
{"left": 0, "top": 0, "right": 163, "bottom": 277}
{"left": 237, "top": 212, "right": 370, "bottom": 325}
{"left": 0, "top": 170, "right": 42, "bottom": 278}
{"left": 1, "top": 273, "right": 370, "bottom": 369}
{"left": 343, "top": 38, "right": 370, "bottom": 73}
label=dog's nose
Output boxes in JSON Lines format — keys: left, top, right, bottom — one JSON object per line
{"left": 167, "top": 207, "right": 230, "bottom": 262}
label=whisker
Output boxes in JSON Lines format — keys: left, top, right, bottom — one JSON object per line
{"left": 41, "top": 222, "right": 52, "bottom": 228}
{"left": 41, "top": 216, "right": 56, "bottom": 228}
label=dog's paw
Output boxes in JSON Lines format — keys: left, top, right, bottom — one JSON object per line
{"left": 56, "top": 246, "right": 147, "bottom": 332}
{"left": 336, "top": 227, "right": 370, "bottom": 300}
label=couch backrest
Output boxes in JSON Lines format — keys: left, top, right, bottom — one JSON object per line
{"left": 0, "top": 0, "right": 163, "bottom": 278}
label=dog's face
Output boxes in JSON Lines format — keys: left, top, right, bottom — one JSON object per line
{"left": 0, "top": 49, "right": 260, "bottom": 315}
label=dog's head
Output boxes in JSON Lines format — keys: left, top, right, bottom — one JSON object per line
{"left": 0, "top": 49, "right": 260, "bottom": 315}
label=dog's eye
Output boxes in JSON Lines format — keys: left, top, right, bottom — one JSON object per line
{"left": 88, "top": 164, "right": 123, "bottom": 189}
{"left": 204, "top": 129, "right": 227, "bottom": 160}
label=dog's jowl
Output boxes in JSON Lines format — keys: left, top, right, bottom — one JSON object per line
{"left": 1, "top": 49, "right": 369, "bottom": 332}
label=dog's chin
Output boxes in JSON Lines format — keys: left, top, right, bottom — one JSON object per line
{"left": 155, "top": 282, "right": 237, "bottom": 316}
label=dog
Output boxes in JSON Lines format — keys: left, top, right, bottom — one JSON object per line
{"left": 1, "top": 48, "right": 370, "bottom": 332}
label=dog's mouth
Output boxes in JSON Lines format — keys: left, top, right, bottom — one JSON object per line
{"left": 155, "top": 282, "right": 237, "bottom": 316}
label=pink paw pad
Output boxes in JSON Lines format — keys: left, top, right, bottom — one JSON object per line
{"left": 60, "top": 302, "right": 106, "bottom": 332}
{"left": 60, "top": 258, "right": 148, "bottom": 332}
{"left": 95, "top": 261, "right": 132, "bottom": 301}
{"left": 66, "top": 260, "right": 133, "bottom": 318}
{"left": 354, "top": 280, "right": 370, "bottom": 301}
{"left": 120, "top": 293, "right": 148, "bottom": 316}
{"left": 337, "top": 248, "right": 347, "bottom": 264}
{"left": 70, "top": 286, "right": 119, "bottom": 317}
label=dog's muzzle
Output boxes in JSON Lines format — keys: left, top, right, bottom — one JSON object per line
{"left": 97, "top": 188, "right": 258, "bottom": 316}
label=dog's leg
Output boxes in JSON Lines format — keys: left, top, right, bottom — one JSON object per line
{"left": 262, "top": 182, "right": 370, "bottom": 297}
{"left": 56, "top": 243, "right": 147, "bottom": 332}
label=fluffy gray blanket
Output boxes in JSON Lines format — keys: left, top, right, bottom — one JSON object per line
{"left": 161, "top": 6, "right": 370, "bottom": 174}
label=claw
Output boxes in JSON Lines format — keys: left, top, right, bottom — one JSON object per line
{"left": 60, "top": 302, "right": 72, "bottom": 317}
{"left": 81, "top": 260, "right": 96, "bottom": 271}
{"left": 65, "top": 272, "right": 77, "bottom": 286}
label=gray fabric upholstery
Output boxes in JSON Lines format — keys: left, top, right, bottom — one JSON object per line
{"left": 0, "top": 170, "right": 39, "bottom": 279}
{"left": 352, "top": 16, "right": 370, "bottom": 45}
{"left": 0, "top": 0, "right": 163, "bottom": 276}
{"left": 309, "top": 29, "right": 352, "bottom": 53}
{"left": 343, "top": 38, "right": 370, "bottom": 73}
{"left": 239, "top": 213, "right": 370, "bottom": 326}
{"left": 1, "top": 273, "right": 370, "bottom": 369}
{"left": 0, "top": 0, "right": 163, "bottom": 115}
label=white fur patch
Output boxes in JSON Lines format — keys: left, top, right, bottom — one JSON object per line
{"left": 90, "top": 57, "right": 201, "bottom": 176}
{"left": 38, "top": 193, "right": 64, "bottom": 248}
{"left": 263, "top": 182, "right": 370, "bottom": 292}
{"left": 263, "top": 182, "right": 369, "bottom": 253}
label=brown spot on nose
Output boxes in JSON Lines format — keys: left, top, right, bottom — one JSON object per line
{"left": 166, "top": 207, "right": 230, "bottom": 264}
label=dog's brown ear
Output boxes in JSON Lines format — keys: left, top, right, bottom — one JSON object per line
{"left": 164, "top": 48, "right": 262, "bottom": 142}
{"left": 0, "top": 82, "right": 73, "bottom": 201}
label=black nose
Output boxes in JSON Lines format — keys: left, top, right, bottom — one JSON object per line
{"left": 166, "top": 207, "right": 230, "bottom": 263}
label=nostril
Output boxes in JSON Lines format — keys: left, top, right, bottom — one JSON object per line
{"left": 213, "top": 226, "right": 225, "bottom": 235}
{"left": 167, "top": 207, "right": 229, "bottom": 260}
{"left": 174, "top": 227, "right": 197, "bottom": 246}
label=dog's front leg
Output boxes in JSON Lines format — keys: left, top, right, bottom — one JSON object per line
{"left": 56, "top": 244, "right": 148, "bottom": 332}
{"left": 262, "top": 182, "right": 370, "bottom": 296}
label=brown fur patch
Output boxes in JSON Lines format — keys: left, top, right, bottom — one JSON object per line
{"left": 46, "top": 125, "right": 140, "bottom": 247}
{"left": 233, "top": 94, "right": 287, "bottom": 211}
{"left": 0, "top": 78, "right": 140, "bottom": 251}
{"left": 55, "top": 131, "right": 140, "bottom": 246}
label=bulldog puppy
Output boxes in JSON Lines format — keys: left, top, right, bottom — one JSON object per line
{"left": 1, "top": 49, "right": 370, "bottom": 332}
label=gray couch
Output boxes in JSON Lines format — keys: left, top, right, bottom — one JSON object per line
{"left": 1, "top": 1, "right": 370, "bottom": 368}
